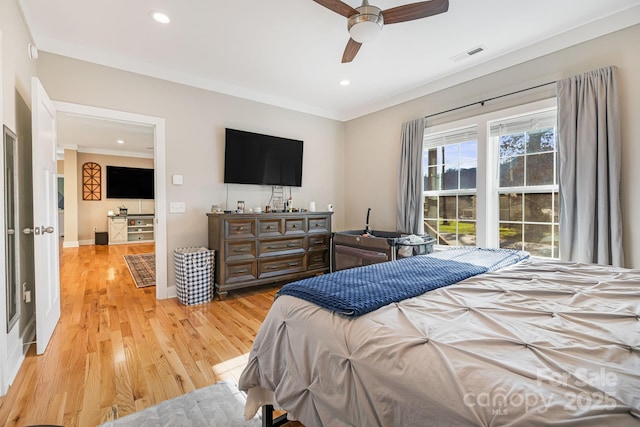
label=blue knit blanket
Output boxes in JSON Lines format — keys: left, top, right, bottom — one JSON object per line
{"left": 277, "top": 248, "right": 529, "bottom": 317}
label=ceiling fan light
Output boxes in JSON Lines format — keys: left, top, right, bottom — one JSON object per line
{"left": 348, "top": 5, "right": 383, "bottom": 43}
{"left": 349, "top": 20, "right": 383, "bottom": 43}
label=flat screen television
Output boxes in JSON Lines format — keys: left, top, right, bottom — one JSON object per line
{"left": 224, "top": 128, "right": 303, "bottom": 187}
{"left": 106, "top": 165, "right": 155, "bottom": 199}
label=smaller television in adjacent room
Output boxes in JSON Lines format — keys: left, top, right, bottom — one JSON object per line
{"left": 224, "top": 128, "right": 303, "bottom": 187}
{"left": 106, "top": 166, "right": 155, "bottom": 199}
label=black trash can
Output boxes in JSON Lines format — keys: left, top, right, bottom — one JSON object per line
{"left": 95, "top": 231, "right": 108, "bottom": 245}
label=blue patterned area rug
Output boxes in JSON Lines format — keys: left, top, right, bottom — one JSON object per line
{"left": 123, "top": 253, "right": 155, "bottom": 288}
{"left": 99, "top": 380, "right": 260, "bottom": 427}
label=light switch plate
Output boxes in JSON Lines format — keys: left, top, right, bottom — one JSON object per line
{"left": 170, "top": 202, "right": 186, "bottom": 213}
{"left": 172, "top": 174, "right": 183, "bottom": 185}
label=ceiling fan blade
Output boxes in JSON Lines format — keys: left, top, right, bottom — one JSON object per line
{"left": 382, "top": 0, "right": 449, "bottom": 25}
{"left": 313, "top": 0, "right": 359, "bottom": 18}
{"left": 342, "top": 38, "right": 362, "bottom": 63}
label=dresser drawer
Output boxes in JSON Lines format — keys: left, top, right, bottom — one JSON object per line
{"left": 308, "top": 233, "right": 329, "bottom": 250}
{"left": 225, "top": 240, "right": 256, "bottom": 261}
{"left": 258, "top": 219, "right": 283, "bottom": 236}
{"left": 225, "top": 219, "right": 255, "bottom": 239}
{"left": 258, "top": 237, "right": 305, "bottom": 256}
{"left": 258, "top": 255, "right": 306, "bottom": 278}
{"left": 284, "top": 218, "right": 305, "bottom": 234}
{"left": 308, "top": 250, "right": 330, "bottom": 270}
{"left": 308, "top": 216, "right": 330, "bottom": 233}
{"left": 225, "top": 261, "right": 257, "bottom": 284}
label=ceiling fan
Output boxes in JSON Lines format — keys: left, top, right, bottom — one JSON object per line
{"left": 313, "top": 0, "right": 449, "bottom": 63}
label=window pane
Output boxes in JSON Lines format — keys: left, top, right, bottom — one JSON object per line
{"left": 553, "top": 225, "right": 559, "bottom": 257}
{"left": 499, "top": 193, "right": 522, "bottom": 221}
{"left": 443, "top": 165, "right": 459, "bottom": 190}
{"left": 424, "top": 196, "right": 438, "bottom": 219}
{"left": 524, "top": 224, "right": 553, "bottom": 257}
{"left": 428, "top": 147, "right": 441, "bottom": 167}
{"left": 424, "top": 220, "right": 438, "bottom": 240}
{"left": 526, "top": 128, "right": 555, "bottom": 154}
{"left": 526, "top": 152, "right": 554, "bottom": 186}
{"left": 524, "top": 193, "right": 553, "bottom": 222}
{"left": 425, "top": 166, "right": 441, "bottom": 191}
{"left": 459, "top": 141, "right": 477, "bottom": 163}
{"left": 459, "top": 162, "right": 476, "bottom": 189}
{"left": 553, "top": 192, "right": 559, "bottom": 223}
{"left": 458, "top": 195, "right": 476, "bottom": 220}
{"left": 458, "top": 221, "right": 476, "bottom": 246}
{"left": 499, "top": 222, "right": 522, "bottom": 250}
{"left": 499, "top": 156, "right": 524, "bottom": 187}
{"left": 499, "top": 133, "right": 526, "bottom": 158}
{"left": 443, "top": 145, "right": 458, "bottom": 164}
{"left": 438, "top": 219, "right": 457, "bottom": 246}
{"left": 439, "top": 196, "right": 456, "bottom": 219}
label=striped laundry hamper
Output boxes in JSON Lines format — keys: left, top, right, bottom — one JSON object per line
{"left": 174, "top": 247, "right": 214, "bottom": 305}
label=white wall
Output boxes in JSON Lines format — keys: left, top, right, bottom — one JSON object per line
{"left": 344, "top": 24, "right": 640, "bottom": 269}
{"left": 36, "top": 54, "right": 346, "bottom": 285}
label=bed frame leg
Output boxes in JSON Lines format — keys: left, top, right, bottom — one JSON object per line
{"left": 262, "top": 405, "right": 288, "bottom": 427}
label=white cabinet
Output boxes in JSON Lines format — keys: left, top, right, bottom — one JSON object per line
{"left": 127, "top": 215, "right": 155, "bottom": 243}
{"left": 108, "top": 216, "right": 127, "bottom": 244}
{"left": 108, "top": 214, "right": 155, "bottom": 244}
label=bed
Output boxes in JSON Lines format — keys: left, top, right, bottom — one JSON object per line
{"left": 238, "top": 248, "right": 640, "bottom": 426}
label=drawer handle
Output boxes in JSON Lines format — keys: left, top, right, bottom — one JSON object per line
{"left": 313, "top": 257, "right": 323, "bottom": 262}
{"left": 236, "top": 226, "right": 244, "bottom": 231}
{"left": 233, "top": 248, "right": 249, "bottom": 252}
{"left": 266, "top": 243, "right": 297, "bottom": 250}
{"left": 314, "top": 223, "right": 322, "bottom": 227}
{"left": 313, "top": 241, "right": 324, "bottom": 245}
{"left": 288, "top": 262, "right": 300, "bottom": 267}
{"left": 265, "top": 225, "right": 273, "bottom": 229}
{"left": 267, "top": 265, "right": 281, "bottom": 270}
{"left": 235, "top": 269, "right": 249, "bottom": 274}
{"left": 291, "top": 224, "right": 297, "bottom": 228}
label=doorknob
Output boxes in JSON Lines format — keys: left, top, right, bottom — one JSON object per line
{"left": 23, "top": 228, "right": 34, "bottom": 235}
{"left": 42, "top": 226, "right": 55, "bottom": 234}
{"left": 8, "top": 229, "right": 15, "bottom": 235}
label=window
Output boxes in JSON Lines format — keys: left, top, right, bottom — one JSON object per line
{"left": 492, "top": 110, "right": 559, "bottom": 257}
{"left": 424, "top": 126, "right": 478, "bottom": 246}
{"left": 422, "top": 99, "right": 559, "bottom": 257}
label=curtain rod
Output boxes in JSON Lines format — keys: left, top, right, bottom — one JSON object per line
{"left": 424, "top": 81, "right": 557, "bottom": 120}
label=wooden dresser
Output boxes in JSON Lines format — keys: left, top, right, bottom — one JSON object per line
{"left": 207, "top": 211, "right": 332, "bottom": 299}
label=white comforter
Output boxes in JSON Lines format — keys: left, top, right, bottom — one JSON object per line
{"left": 239, "top": 259, "right": 640, "bottom": 426}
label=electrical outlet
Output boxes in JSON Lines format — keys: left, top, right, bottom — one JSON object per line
{"left": 93, "top": 226, "right": 97, "bottom": 232}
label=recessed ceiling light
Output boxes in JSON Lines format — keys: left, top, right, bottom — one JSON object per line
{"left": 339, "top": 80, "right": 350, "bottom": 86}
{"left": 150, "top": 11, "right": 170, "bottom": 24}
{"left": 116, "top": 139, "right": 125, "bottom": 144}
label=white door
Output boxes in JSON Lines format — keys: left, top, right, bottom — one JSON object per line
{"left": 31, "top": 77, "right": 60, "bottom": 355}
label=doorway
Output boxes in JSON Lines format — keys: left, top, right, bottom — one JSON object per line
{"left": 53, "top": 102, "right": 168, "bottom": 299}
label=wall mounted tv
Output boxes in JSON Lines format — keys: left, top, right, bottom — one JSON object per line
{"left": 106, "top": 166, "right": 155, "bottom": 199}
{"left": 224, "top": 128, "right": 303, "bottom": 187}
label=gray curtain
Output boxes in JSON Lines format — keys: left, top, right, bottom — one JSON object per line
{"left": 397, "top": 117, "right": 425, "bottom": 234}
{"left": 557, "top": 66, "right": 624, "bottom": 266}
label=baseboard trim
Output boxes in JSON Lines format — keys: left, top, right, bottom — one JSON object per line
{"left": 63, "top": 240, "right": 80, "bottom": 248}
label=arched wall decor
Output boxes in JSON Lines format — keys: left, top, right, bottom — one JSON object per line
{"left": 82, "top": 162, "right": 102, "bottom": 200}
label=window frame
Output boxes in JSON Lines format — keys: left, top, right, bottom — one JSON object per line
{"left": 423, "top": 98, "right": 558, "bottom": 252}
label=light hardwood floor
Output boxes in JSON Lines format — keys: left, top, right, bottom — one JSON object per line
{"left": 0, "top": 243, "right": 294, "bottom": 426}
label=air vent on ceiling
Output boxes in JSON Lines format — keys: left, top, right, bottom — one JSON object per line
{"left": 450, "top": 45, "right": 486, "bottom": 62}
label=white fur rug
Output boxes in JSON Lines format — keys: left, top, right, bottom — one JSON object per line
{"left": 99, "top": 380, "right": 260, "bottom": 427}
